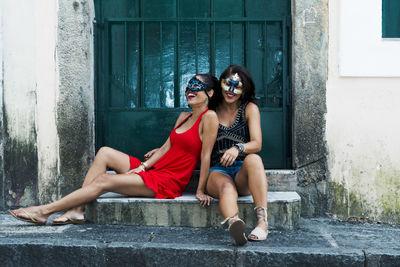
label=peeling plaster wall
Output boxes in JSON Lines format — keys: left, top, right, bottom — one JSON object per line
{"left": 0, "top": 0, "right": 4, "bottom": 209}
{"left": 0, "top": 0, "right": 95, "bottom": 208}
{"left": 3, "top": 0, "right": 38, "bottom": 207}
{"left": 326, "top": 0, "right": 400, "bottom": 224}
{"left": 35, "top": 0, "right": 60, "bottom": 204}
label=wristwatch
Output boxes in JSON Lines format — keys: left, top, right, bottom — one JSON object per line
{"left": 234, "top": 143, "right": 245, "bottom": 153}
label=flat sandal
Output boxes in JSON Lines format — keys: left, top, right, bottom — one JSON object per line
{"left": 248, "top": 206, "right": 269, "bottom": 241}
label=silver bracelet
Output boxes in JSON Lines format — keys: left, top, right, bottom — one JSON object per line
{"left": 234, "top": 143, "right": 245, "bottom": 153}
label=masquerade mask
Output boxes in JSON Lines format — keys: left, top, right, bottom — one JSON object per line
{"left": 221, "top": 73, "right": 243, "bottom": 95}
{"left": 186, "top": 77, "right": 210, "bottom": 92}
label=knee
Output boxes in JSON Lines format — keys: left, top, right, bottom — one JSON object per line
{"left": 243, "top": 154, "right": 264, "bottom": 168}
{"left": 91, "top": 174, "right": 110, "bottom": 192}
{"left": 219, "top": 183, "right": 238, "bottom": 197}
{"left": 95, "top": 146, "right": 113, "bottom": 162}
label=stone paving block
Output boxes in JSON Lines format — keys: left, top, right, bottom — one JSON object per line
{"left": 86, "top": 192, "right": 301, "bottom": 230}
{"left": 236, "top": 247, "right": 365, "bottom": 267}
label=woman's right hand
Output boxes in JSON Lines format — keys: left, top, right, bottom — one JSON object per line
{"left": 220, "top": 146, "right": 239, "bottom": 167}
{"left": 196, "top": 190, "right": 213, "bottom": 207}
{"left": 144, "top": 148, "right": 159, "bottom": 160}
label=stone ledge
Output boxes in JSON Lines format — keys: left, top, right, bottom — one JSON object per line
{"left": 86, "top": 192, "right": 301, "bottom": 230}
{"left": 184, "top": 170, "right": 298, "bottom": 193}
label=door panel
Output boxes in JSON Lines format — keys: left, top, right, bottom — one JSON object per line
{"left": 95, "top": 0, "right": 291, "bottom": 168}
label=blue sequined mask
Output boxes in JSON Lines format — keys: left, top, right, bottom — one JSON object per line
{"left": 186, "top": 78, "right": 209, "bottom": 92}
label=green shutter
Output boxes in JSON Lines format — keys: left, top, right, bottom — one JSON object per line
{"left": 383, "top": 0, "right": 400, "bottom": 38}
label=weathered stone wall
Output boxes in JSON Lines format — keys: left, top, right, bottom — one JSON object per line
{"left": 326, "top": 0, "right": 400, "bottom": 224}
{"left": 56, "top": 0, "right": 95, "bottom": 197}
{"left": 292, "top": 0, "right": 329, "bottom": 217}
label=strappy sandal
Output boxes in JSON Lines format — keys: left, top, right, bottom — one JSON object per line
{"left": 9, "top": 209, "right": 46, "bottom": 226}
{"left": 52, "top": 215, "right": 85, "bottom": 226}
{"left": 221, "top": 213, "right": 247, "bottom": 246}
{"left": 248, "top": 206, "right": 269, "bottom": 241}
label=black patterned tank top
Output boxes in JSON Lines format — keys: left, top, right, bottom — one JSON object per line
{"left": 211, "top": 102, "right": 250, "bottom": 166}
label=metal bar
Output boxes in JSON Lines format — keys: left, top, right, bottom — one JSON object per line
{"left": 230, "top": 22, "right": 233, "bottom": 65}
{"left": 140, "top": 22, "right": 145, "bottom": 107}
{"left": 244, "top": 21, "right": 249, "bottom": 67}
{"left": 174, "top": 22, "right": 180, "bottom": 107}
{"left": 160, "top": 22, "right": 164, "bottom": 107}
{"left": 107, "top": 21, "right": 111, "bottom": 109}
{"left": 210, "top": 0, "right": 213, "bottom": 18}
{"left": 210, "top": 21, "right": 215, "bottom": 75}
{"left": 264, "top": 21, "right": 268, "bottom": 103}
{"left": 195, "top": 21, "right": 198, "bottom": 74}
{"left": 105, "top": 19, "right": 111, "bottom": 144}
{"left": 124, "top": 21, "right": 127, "bottom": 107}
{"left": 282, "top": 17, "right": 289, "bottom": 167}
{"left": 108, "top": 106, "right": 283, "bottom": 112}
{"left": 107, "top": 18, "right": 283, "bottom": 22}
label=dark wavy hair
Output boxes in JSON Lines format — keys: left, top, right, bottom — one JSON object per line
{"left": 209, "top": 65, "right": 256, "bottom": 110}
{"left": 192, "top": 74, "right": 220, "bottom": 101}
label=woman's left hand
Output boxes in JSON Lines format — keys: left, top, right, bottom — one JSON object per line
{"left": 220, "top": 147, "right": 239, "bottom": 167}
{"left": 196, "top": 190, "right": 213, "bottom": 207}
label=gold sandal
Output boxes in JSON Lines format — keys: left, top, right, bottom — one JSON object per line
{"left": 221, "top": 213, "right": 247, "bottom": 246}
{"left": 248, "top": 206, "right": 269, "bottom": 241}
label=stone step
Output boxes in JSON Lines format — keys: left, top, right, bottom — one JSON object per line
{"left": 184, "top": 169, "right": 297, "bottom": 193}
{"left": 86, "top": 191, "right": 301, "bottom": 230}
{"left": 2, "top": 213, "right": 400, "bottom": 267}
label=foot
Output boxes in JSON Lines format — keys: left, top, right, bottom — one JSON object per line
{"left": 228, "top": 217, "right": 247, "bottom": 246}
{"left": 248, "top": 219, "right": 268, "bottom": 241}
{"left": 9, "top": 207, "right": 48, "bottom": 225}
{"left": 52, "top": 209, "right": 85, "bottom": 225}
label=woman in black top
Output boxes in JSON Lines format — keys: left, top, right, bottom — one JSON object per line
{"left": 199, "top": 65, "right": 268, "bottom": 245}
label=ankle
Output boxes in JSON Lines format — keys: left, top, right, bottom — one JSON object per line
{"left": 39, "top": 205, "right": 53, "bottom": 217}
{"left": 220, "top": 212, "right": 239, "bottom": 226}
{"left": 75, "top": 206, "right": 85, "bottom": 214}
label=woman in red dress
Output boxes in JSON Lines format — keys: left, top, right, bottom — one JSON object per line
{"left": 9, "top": 74, "right": 218, "bottom": 225}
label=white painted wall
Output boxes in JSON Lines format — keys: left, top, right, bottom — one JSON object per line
{"left": 327, "top": 0, "right": 400, "bottom": 222}
{"left": 2, "top": 0, "right": 60, "bottom": 204}
{"left": 34, "top": 0, "right": 60, "bottom": 202}
{"left": 3, "top": 0, "right": 37, "bottom": 144}
{"left": 0, "top": 0, "right": 4, "bottom": 208}
{"left": 340, "top": 0, "right": 400, "bottom": 77}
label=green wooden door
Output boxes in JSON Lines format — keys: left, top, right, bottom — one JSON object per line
{"left": 95, "top": 0, "right": 291, "bottom": 168}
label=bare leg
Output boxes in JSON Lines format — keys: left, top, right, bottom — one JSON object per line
{"left": 206, "top": 171, "right": 239, "bottom": 219}
{"left": 11, "top": 173, "right": 154, "bottom": 224}
{"left": 206, "top": 171, "right": 247, "bottom": 245}
{"left": 53, "top": 147, "right": 133, "bottom": 222}
{"left": 235, "top": 154, "right": 268, "bottom": 238}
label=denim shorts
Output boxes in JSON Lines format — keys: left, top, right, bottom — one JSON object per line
{"left": 209, "top": 161, "right": 244, "bottom": 180}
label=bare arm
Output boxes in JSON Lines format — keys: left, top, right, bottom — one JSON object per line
{"left": 195, "top": 111, "right": 219, "bottom": 206}
{"left": 242, "top": 102, "right": 262, "bottom": 153}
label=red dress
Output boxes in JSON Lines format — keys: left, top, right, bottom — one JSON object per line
{"left": 129, "top": 109, "right": 208, "bottom": 199}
